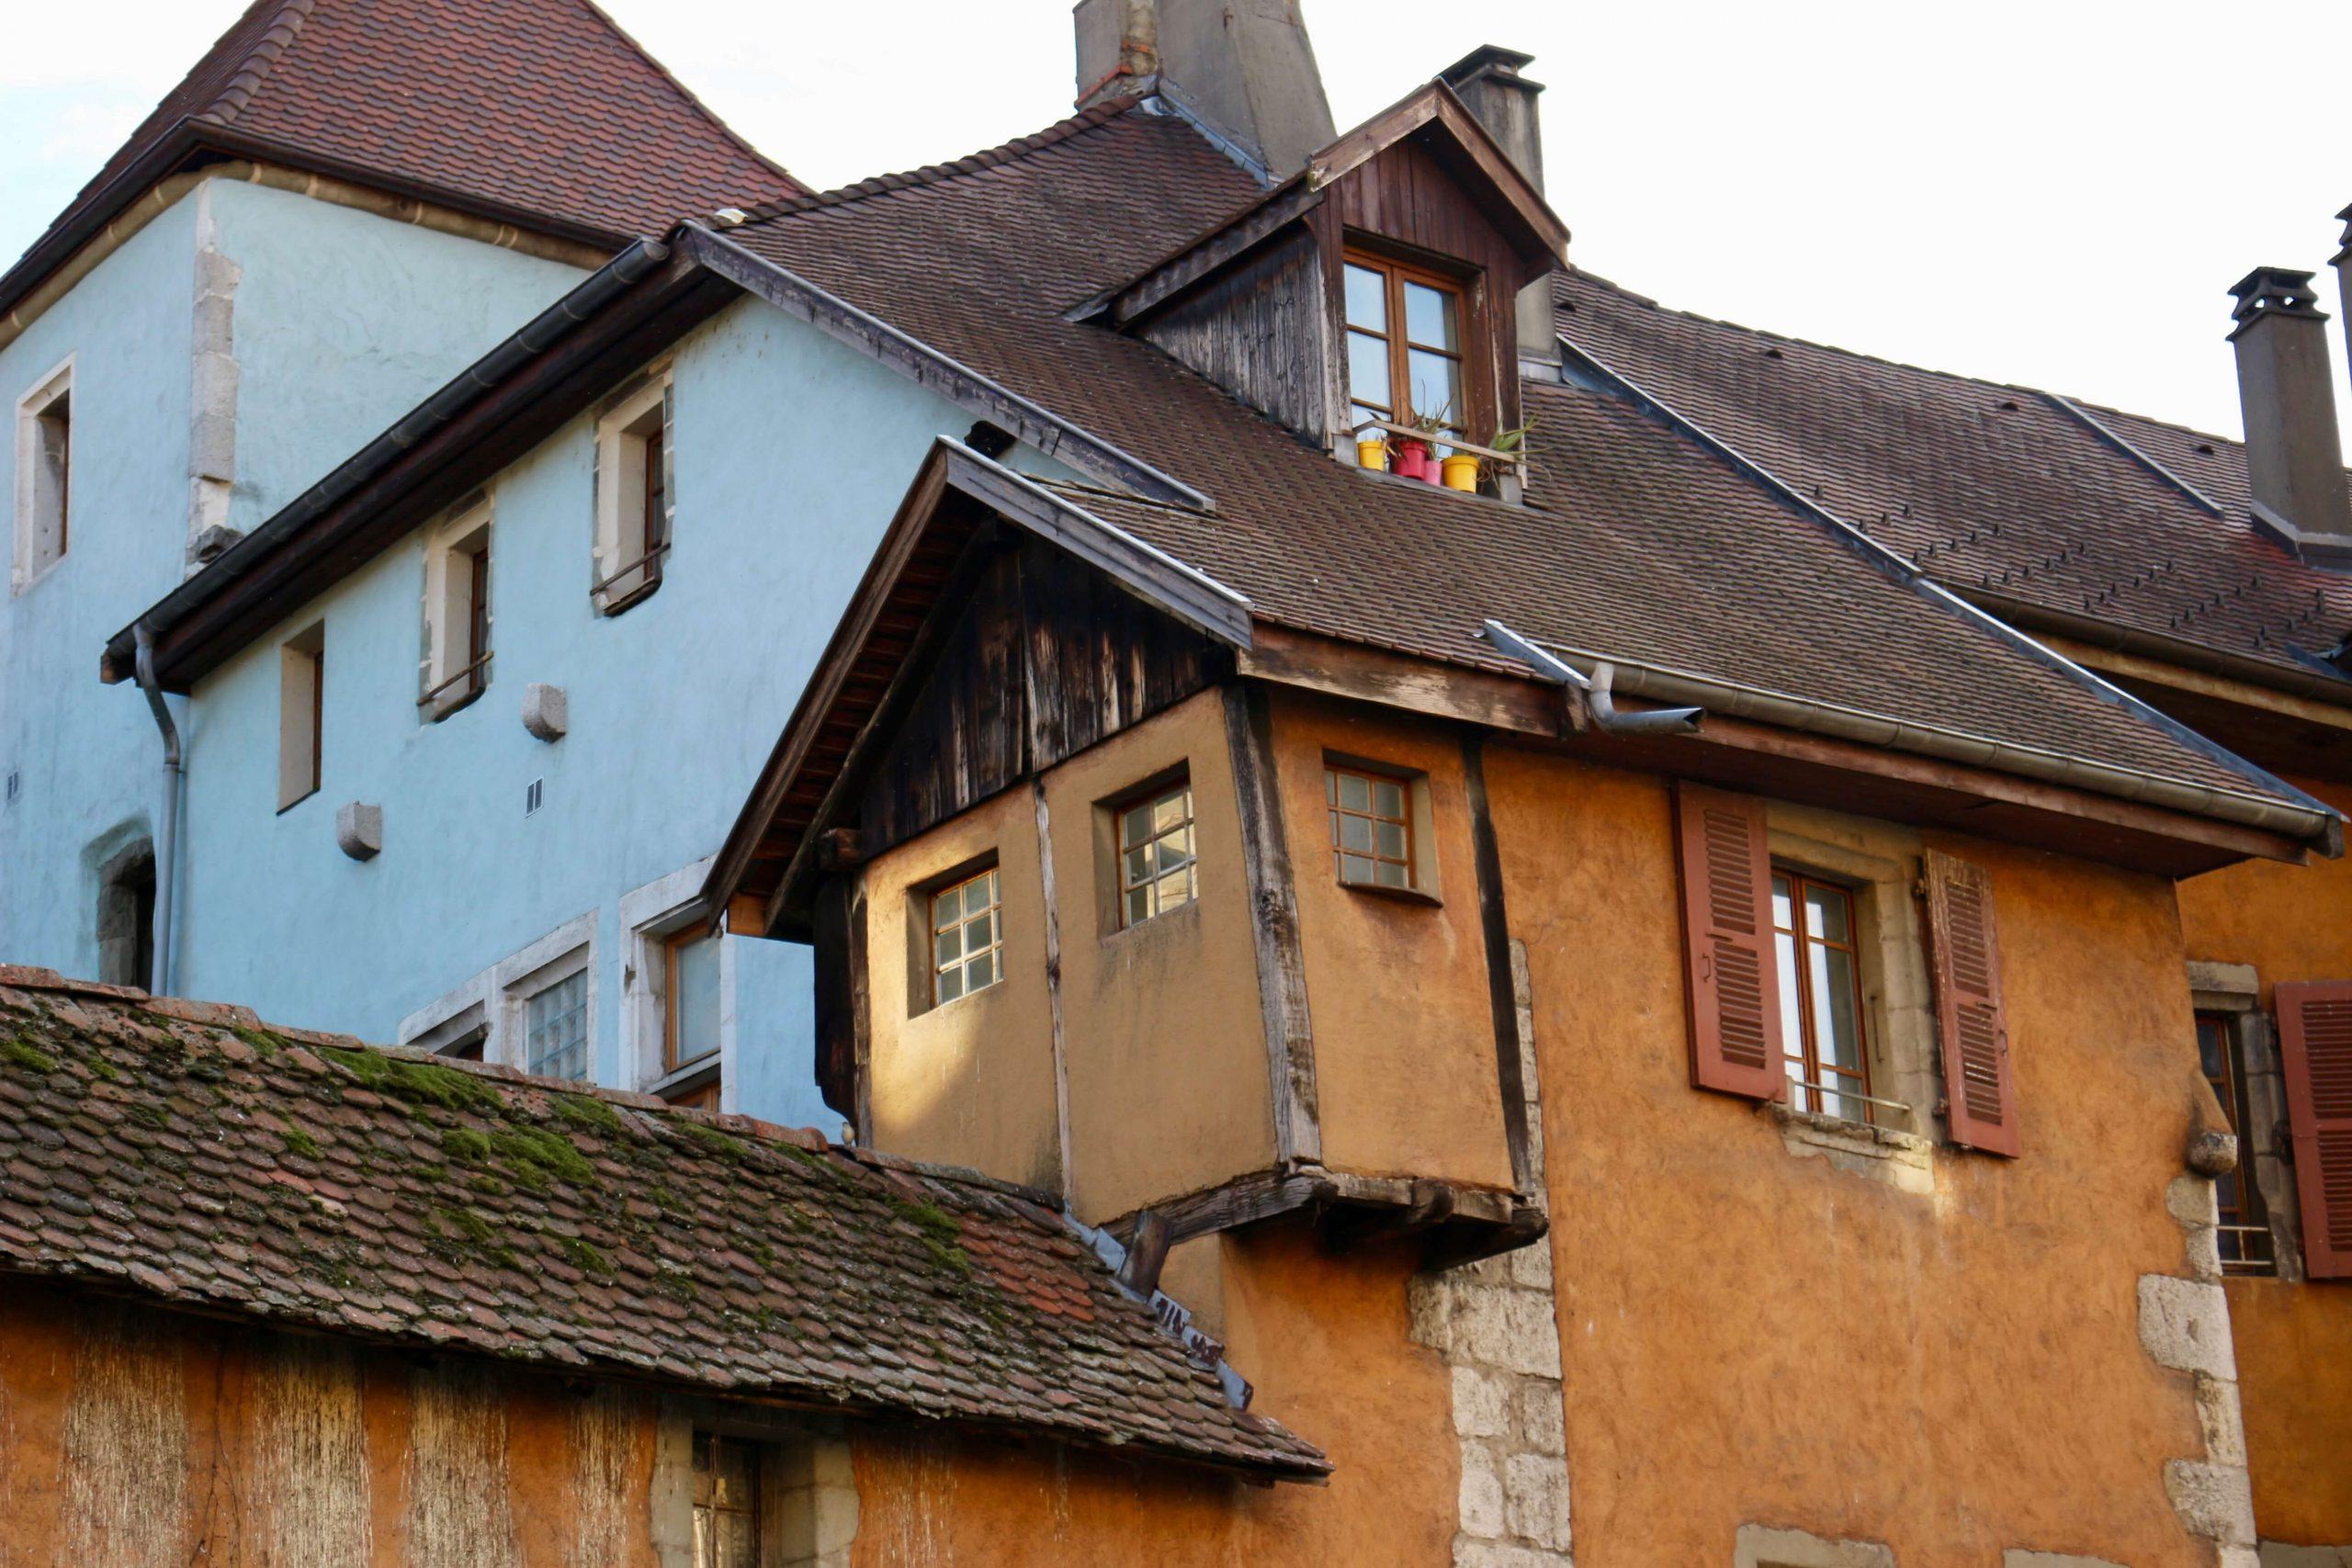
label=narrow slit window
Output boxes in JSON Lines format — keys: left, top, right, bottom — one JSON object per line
{"left": 13, "top": 361, "right": 72, "bottom": 590}
{"left": 1770, "top": 869, "right": 1875, "bottom": 1124}
{"left": 664, "top": 927, "right": 722, "bottom": 1071}
{"left": 1117, "top": 778, "right": 1196, "bottom": 927}
{"left": 1343, "top": 252, "right": 1465, "bottom": 442}
{"left": 931, "top": 868, "right": 1001, "bottom": 1007}
{"left": 1328, "top": 764, "right": 1413, "bottom": 889}
{"left": 594, "top": 376, "right": 672, "bottom": 613}
{"left": 277, "top": 623, "right": 324, "bottom": 810}
{"left": 690, "top": 1430, "right": 763, "bottom": 1568}
{"left": 421, "top": 505, "right": 492, "bottom": 719}
{"left": 2197, "top": 1012, "right": 2273, "bottom": 1274}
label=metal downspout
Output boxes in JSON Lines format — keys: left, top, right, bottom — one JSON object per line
{"left": 132, "top": 622, "right": 180, "bottom": 995}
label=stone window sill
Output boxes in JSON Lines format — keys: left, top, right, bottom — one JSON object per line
{"left": 1764, "top": 1101, "right": 1935, "bottom": 1193}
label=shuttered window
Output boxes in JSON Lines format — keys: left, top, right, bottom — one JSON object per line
{"left": 2277, "top": 980, "right": 2352, "bottom": 1279}
{"left": 1923, "top": 851, "right": 2019, "bottom": 1156}
{"left": 1674, "top": 784, "right": 1785, "bottom": 1100}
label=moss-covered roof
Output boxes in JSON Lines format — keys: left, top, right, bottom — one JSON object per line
{"left": 0, "top": 967, "right": 1326, "bottom": 1481}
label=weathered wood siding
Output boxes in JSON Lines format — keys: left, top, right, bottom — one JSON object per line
{"left": 854, "top": 536, "right": 1227, "bottom": 858}
{"left": 1135, "top": 225, "right": 1335, "bottom": 443}
{"left": 1323, "top": 135, "right": 1529, "bottom": 442}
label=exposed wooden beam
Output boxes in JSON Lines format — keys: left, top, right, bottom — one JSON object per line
{"left": 1237, "top": 624, "right": 1566, "bottom": 739}
{"left": 1225, "top": 682, "right": 1322, "bottom": 1171}
{"left": 1463, "top": 736, "right": 1538, "bottom": 1198}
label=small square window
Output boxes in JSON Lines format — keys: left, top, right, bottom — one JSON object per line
{"left": 1328, "top": 764, "right": 1415, "bottom": 890}
{"left": 1116, "top": 777, "right": 1196, "bottom": 928}
{"left": 930, "top": 867, "right": 1002, "bottom": 1007}
{"left": 524, "top": 968, "right": 590, "bottom": 1081}
{"left": 13, "top": 358, "right": 73, "bottom": 592}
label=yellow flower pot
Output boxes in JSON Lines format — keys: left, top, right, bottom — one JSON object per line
{"left": 1356, "top": 438, "right": 1388, "bottom": 472}
{"left": 1441, "top": 454, "right": 1480, "bottom": 492}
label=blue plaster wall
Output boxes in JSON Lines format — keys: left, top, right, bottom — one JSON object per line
{"left": 0, "top": 197, "right": 198, "bottom": 980}
{"left": 176, "top": 294, "right": 1081, "bottom": 1132}
{"left": 0, "top": 176, "right": 585, "bottom": 985}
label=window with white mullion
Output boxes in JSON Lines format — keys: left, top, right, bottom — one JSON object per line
{"left": 930, "top": 868, "right": 1001, "bottom": 1006}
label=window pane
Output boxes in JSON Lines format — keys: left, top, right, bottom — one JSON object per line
{"left": 937, "top": 964, "right": 964, "bottom": 1004}
{"left": 1340, "top": 813, "right": 1374, "bottom": 853}
{"left": 1127, "top": 886, "right": 1151, "bottom": 925}
{"left": 673, "top": 934, "right": 721, "bottom": 1064}
{"left": 1374, "top": 859, "right": 1408, "bottom": 888}
{"left": 1152, "top": 791, "right": 1187, "bottom": 832}
{"left": 1804, "top": 881, "right": 1850, "bottom": 944}
{"left": 1373, "top": 780, "right": 1406, "bottom": 818}
{"left": 1403, "top": 279, "right": 1459, "bottom": 351}
{"left": 1340, "top": 853, "right": 1374, "bottom": 884}
{"left": 1809, "top": 942, "right": 1864, "bottom": 1077}
{"left": 1774, "top": 929, "right": 1805, "bottom": 1095}
{"left": 1337, "top": 772, "right": 1370, "bottom": 812}
{"left": 1771, "top": 874, "right": 1793, "bottom": 931}
{"left": 1344, "top": 264, "right": 1387, "bottom": 331}
{"left": 1123, "top": 804, "right": 1151, "bottom": 845}
{"left": 1407, "top": 349, "right": 1463, "bottom": 427}
{"left": 935, "top": 923, "right": 962, "bottom": 964}
{"left": 967, "top": 910, "right": 993, "bottom": 952}
{"left": 1374, "top": 820, "right": 1406, "bottom": 860}
{"left": 526, "top": 970, "right": 589, "bottom": 1081}
{"left": 1347, "top": 333, "right": 1391, "bottom": 412}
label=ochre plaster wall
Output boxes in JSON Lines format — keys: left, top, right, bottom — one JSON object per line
{"left": 1267, "top": 690, "right": 1513, "bottom": 1190}
{"left": 1483, "top": 746, "right": 2222, "bottom": 1562}
{"left": 2177, "top": 773, "right": 2352, "bottom": 1005}
{"left": 1043, "top": 690, "right": 1273, "bottom": 1222}
{"left": 845, "top": 1220, "right": 1456, "bottom": 1566}
{"left": 2228, "top": 1275, "right": 2352, "bottom": 1542}
{"left": 0, "top": 1282, "right": 663, "bottom": 1565}
{"left": 861, "top": 787, "right": 1060, "bottom": 1192}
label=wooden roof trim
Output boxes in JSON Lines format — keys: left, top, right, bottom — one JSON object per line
{"left": 1099, "top": 176, "right": 1325, "bottom": 326}
{"left": 701, "top": 442, "right": 1253, "bottom": 933}
{"left": 1305, "top": 82, "right": 1570, "bottom": 265}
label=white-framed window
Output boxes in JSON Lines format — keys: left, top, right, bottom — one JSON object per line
{"left": 523, "top": 966, "right": 592, "bottom": 1082}
{"left": 277, "top": 622, "right": 324, "bottom": 811}
{"left": 622, "top": 857, "right": 729, "bottom": 1109}
{"left": 1113, "top": 773, "right": 1196, "bottom": 928}
{"left": 13, "top": 355, "right": 74, "bottom": 593}
{"left": 420, "top": 498, "right": 493, "bottom": 720}
{"left": 927, "top": 865, "right": 1002, "bottom": 1009}
{"left": 592, "top": 370, "right": 673, "bottom": 614}
{"left": 403, "top": 912, "right": 599, "bottom": 1078}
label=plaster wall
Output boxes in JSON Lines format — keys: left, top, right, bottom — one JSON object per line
{"left": 862, "top": 786, "right": 1060, "bottom": 1191}
{"left": 2228, "top": 1276, "right": 2352, "bottom": 1544}
{"left": 1044, "top": 688, "right": 1272, "bottom": 1221}
{"left": 0, "top": 174, "right": 582, "bottom": 998}
{"left": 845, "top": 1221, "right": 1458, "bottom": 1567}
{"left": 1482, "top": 745, "right": 2228, "bottom": 1563}
{"left": 2176, "top": 773, "right": 2352, "bottom": 1009}
{"left": 0, "top": 194, "right": 198, "bottom": 983}
{"left": 1270, "top": 690, "right": 1512, "bottom": 1190}
{"left": 177, "top": 295, "right": 1080, "bottom": 1128}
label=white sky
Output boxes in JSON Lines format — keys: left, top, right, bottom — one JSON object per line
{"left": 6, "top": 0, "right": 2352, "bottom": 448}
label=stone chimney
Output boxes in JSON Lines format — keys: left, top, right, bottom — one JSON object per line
{"left": 1073, "top": 0, "right": 1336, "bottom": 177}
{"left": 2229, "top": 266, "right": 2352, "bottom": 556}
{"left": 1440, "top": 45, "right": 1559, "bottom": 377}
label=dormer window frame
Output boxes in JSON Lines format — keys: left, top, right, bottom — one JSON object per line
{"left": 1342, "top": 245, "right": 1474, "bottom": 445}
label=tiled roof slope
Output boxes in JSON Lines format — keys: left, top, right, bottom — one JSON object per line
{"left": 1557, "top": 272, "right": 2352, "bottom": 690}
{"left": 733, "top": 104, "right": 2301, "bottom": 811}
{"left": 28, "top": 0, "right": 800, "bottom": 261}
{"left": 0, "top": 967, "right": 1326, "bottom": 1481}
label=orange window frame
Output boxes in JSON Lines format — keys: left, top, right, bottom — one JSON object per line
{"left": 1342, "top": 249, "right": 1471, "bottom": 435}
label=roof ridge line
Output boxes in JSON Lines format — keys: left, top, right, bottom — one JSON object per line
{"left": 571, "top": 0, "right": 807, "bottom": 197}
{"left": 1570, "top": 269, "right": 2263, "bottom": 449}
{"left": 736, "top": 96, "right": 1147, "bottom": 225}
{"left": 199, "top": 0, "right": 318, "bottom": 128}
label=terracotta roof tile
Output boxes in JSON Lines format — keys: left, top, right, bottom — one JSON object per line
{"left": 731, "top": 104, "right": 2305, "bottom": 813}
{"left": 17, "top": 0, "right": 801, "bottom": 289}
{"left": 1556, "top": 272, "right": 2352, "bottom": 687}
{"left": 0, "top": 966, "right": 1326, "bottom": 1481}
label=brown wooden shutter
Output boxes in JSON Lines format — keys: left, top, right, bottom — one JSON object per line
{"left": 1674, "top": 784, "right": 1784, "bottom": 1100}
{"left": 1923, "top": 850, "right": 2019, "bottom": 1156}
{"left": 2277, "top": 980, "right": 2352, "bottom": 1280}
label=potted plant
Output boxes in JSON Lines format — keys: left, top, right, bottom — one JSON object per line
{"left": 1356, "top": 433, "right": 1390, "bottom": 473}
{"left": 1457, "top": 420, "right": 1534, "bottom": 493}
{"left": 1398, "top": 406, "right": 1455, "bottom": 485}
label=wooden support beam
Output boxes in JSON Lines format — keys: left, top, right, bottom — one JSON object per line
{"left": 1464, "top": 736, "right": 1538, "bottom": 1197}
{"left": 1224, "top": 682, "right": 1321, "bottom": 1169}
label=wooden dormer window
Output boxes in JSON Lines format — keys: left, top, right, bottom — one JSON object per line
{"left": 1344, "top": 252, "right": 1466, "bottom": 441}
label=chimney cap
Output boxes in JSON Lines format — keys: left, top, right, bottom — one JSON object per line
{"left": 2229, "top": 266, "right": 2327, "bottom": 339}
{"left": 1440, "top": 44, "right": 1544, "bottom": 93}
{"left": 2335, "top": 202, "right": 2352, "bottom": 264}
